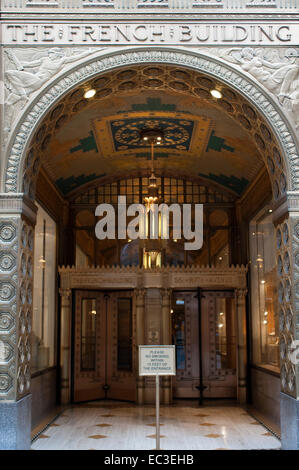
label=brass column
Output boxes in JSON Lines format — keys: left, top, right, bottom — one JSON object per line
{"left": 59, "top": 288, "right": 72, "bottom": 405}
{"left": 235, "top": 288, "right": 248, "bottom": 404}
{"left": 161, "top": 288, "right": 172, "bottom": 405}
{"left": 135, "top": 288, "right": 146, "bottom": 404}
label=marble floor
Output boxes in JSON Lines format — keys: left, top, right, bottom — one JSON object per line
{"left": 31, "top": 401, "right": 281, "bottom": 450}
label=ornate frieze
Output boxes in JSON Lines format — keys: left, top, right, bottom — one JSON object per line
{"left": 58, "top": 265, "right": 248, "bottom": 290}
{"left": 5, "top": 0, "right": 298, "bottom": 10}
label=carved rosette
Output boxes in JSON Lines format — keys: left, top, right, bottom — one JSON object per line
{"left": 276, "top": 218, "right": 297, "bottom": 397}
{"left": 3, "top": 48, "right": 298, "bottom": 199}
{"left": 0, "top": 218, "right": 18, "bottom": 399}
{"left": 0, "top": 216, "right": 33, "bottom": 400}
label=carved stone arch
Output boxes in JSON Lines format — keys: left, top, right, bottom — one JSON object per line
{"left": 3, "top": 46, "right": 299, "bottom": 199}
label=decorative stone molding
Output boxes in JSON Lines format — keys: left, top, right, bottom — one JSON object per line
{"left": 0, "top": 216, "right": 33, "bottom": 401}
{"left": 58, "top": 288, "right": 72, "bottom": 298}
{"left": 58, "top": 264, "right": 248, "bottom": 290}
{"left": 276, "top": 217, "right": 298, "bottom": 397}
{"left": 3, "top": 47, "right": 99, "bottom": 139}
{"left": 2, "top": 47, "right": 299, "bottom": 200}
{"left": 3, "top": 0, "right": 299, "bottom": 11}
{"left": 0, "top": 194, "right": 37, "bottom": 225}
{"left": 235, "top": 288, "right": 248, "bottom": 300}
{"left": 217, "top": 47, "right": 299, "bottom": 131}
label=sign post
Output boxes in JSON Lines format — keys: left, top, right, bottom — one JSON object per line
{"left": 139, "top": 345, "right": 176, "bottom": 450}
{"left": 156, "top": 375, "right": 160, "bottom": 450}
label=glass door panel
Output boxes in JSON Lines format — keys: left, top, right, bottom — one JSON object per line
{"left": 201, "top": 291, "right": 237, "bottom": 398}
{"left": 81, "top": 298, "right": 97, "bottom": 371}
{"left": 106, "top": 292, "right": 136, "bottom": 401}
{"left": 73, "top": 290, "right": 136, "bottom": 403}
{"left": 74, "top": 290, "right": 105, "bottom": 402}
{"left": 172, "top": 292, "right": 199, "bottom": 398}
{"left": 172, "top": 290, "right": 237, "bottom": 399}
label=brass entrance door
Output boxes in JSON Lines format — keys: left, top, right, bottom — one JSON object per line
{"left": 172, "top": 290, "right": 237, "bottom": 399}
{"left": 73, "top": 290, "right": 136, "bottom": 402}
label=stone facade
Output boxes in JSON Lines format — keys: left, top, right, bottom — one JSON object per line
{"left": 1, "top": 0, "right": 299, "bottom": 449}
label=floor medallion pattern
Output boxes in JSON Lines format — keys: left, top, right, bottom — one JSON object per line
{"left": 31, "top": 401, "right": 281, "bottom": 450}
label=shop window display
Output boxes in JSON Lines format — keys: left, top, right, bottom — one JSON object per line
{"left": 32, "top": 203, "right": 57, "bottom": 373}
{"left": 249, "top": 206, "right": 279, "bottom": 371}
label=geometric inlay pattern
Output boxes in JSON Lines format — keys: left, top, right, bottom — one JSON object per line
{"left": 0, "top": 218, "right": 19, "bottom": 400}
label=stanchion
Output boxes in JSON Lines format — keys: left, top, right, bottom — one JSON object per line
{"left": 156, "top": 374, "right": 160, "bottom": 450}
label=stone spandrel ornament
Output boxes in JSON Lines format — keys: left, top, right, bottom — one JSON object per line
{"left": 221, "top": 47, "right": 299, "bottom": 128}
{"left": 5, "top": 47, "right": 96, "bottom": 106}
{"left": 3, "top": 47, "right": 98, "bottom": 140}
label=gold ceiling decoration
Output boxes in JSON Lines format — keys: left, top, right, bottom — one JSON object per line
{"left": 23, "top": 64, "right": 285, "bottom": 202}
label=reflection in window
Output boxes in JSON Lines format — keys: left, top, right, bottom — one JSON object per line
{"left": 250, "top": 207, "right": 279, "bottom": 371}
{"left": 172, "top": 299, "right": 186, "bottom": 370}
{"left": 32, "top": 203, "right": 56, "bottom": 373}
{"left": 215, "top": 297, "right": 236, "bottom": 370}
{"left": 72, "top": 177, "right": 234, "bottom": 268}
{"left": 117, "top": 298, "right": 132, "bottom": 371}
{"left": 81, "top": 299, "right": 96, "bottom": 371}
{"left": 75, "top": 210, "right": 94, "bottom": 267}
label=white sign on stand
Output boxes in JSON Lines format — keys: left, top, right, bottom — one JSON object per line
{"left": 139, "top": 345, "right": 176, "bottom": 376}
{"left": 139, "top": 345, "right": 176, "bottom": 450}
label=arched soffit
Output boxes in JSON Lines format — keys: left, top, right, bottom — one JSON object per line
{"left": 4, "top": 47, "right": 298, "bottom": 201}
{"left": 67, "top": 170, "right": 238, "bottom": 202}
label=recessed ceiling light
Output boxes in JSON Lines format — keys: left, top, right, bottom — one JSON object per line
{"left": 210, "top": 89, "right": 222, "bottom": 99}
{"left": 84, "top": 89, "right": 96, "bottom": 99}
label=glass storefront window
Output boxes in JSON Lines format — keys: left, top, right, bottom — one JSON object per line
{"left": 250, "top": 206, "right": 279, "bottom": 371}
{"left": 32, "top": 203, "right": 57, "bottom": 373}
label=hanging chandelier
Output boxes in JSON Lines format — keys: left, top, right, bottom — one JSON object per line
{"left": 139, "top": 128, "right": 165, "bottom": 269}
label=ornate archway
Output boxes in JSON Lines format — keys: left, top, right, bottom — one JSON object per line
{"left": 2, "top": 47, "right": 299, "bottom": 196}
{"left": 1, "top": 46, "right": 299, "bottom": 449}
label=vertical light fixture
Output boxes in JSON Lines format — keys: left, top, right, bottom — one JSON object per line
{"left": 139, "top": 128, "right": 164, "bottom": 268}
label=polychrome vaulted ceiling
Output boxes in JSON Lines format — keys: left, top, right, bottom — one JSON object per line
{"left": 39, "top": 65, "right": 270, "bottom": 198}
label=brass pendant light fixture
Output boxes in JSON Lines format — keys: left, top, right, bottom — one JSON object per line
{"left": 139, "top": 128, "right": 165, "bottom": 268}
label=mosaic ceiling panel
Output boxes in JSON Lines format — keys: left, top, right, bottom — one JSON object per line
{"left": 111, "top": 117, "right": 194, "bottom": 151}
{"left": 39, "top": 66, "right": 267, "bottom": 197}
{"left": 93, "top": 110, "right": 210, "bottom": 160}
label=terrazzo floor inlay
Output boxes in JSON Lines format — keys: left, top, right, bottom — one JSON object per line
{"left": 31, "top": 401, "right": 281, "bottom": 450}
